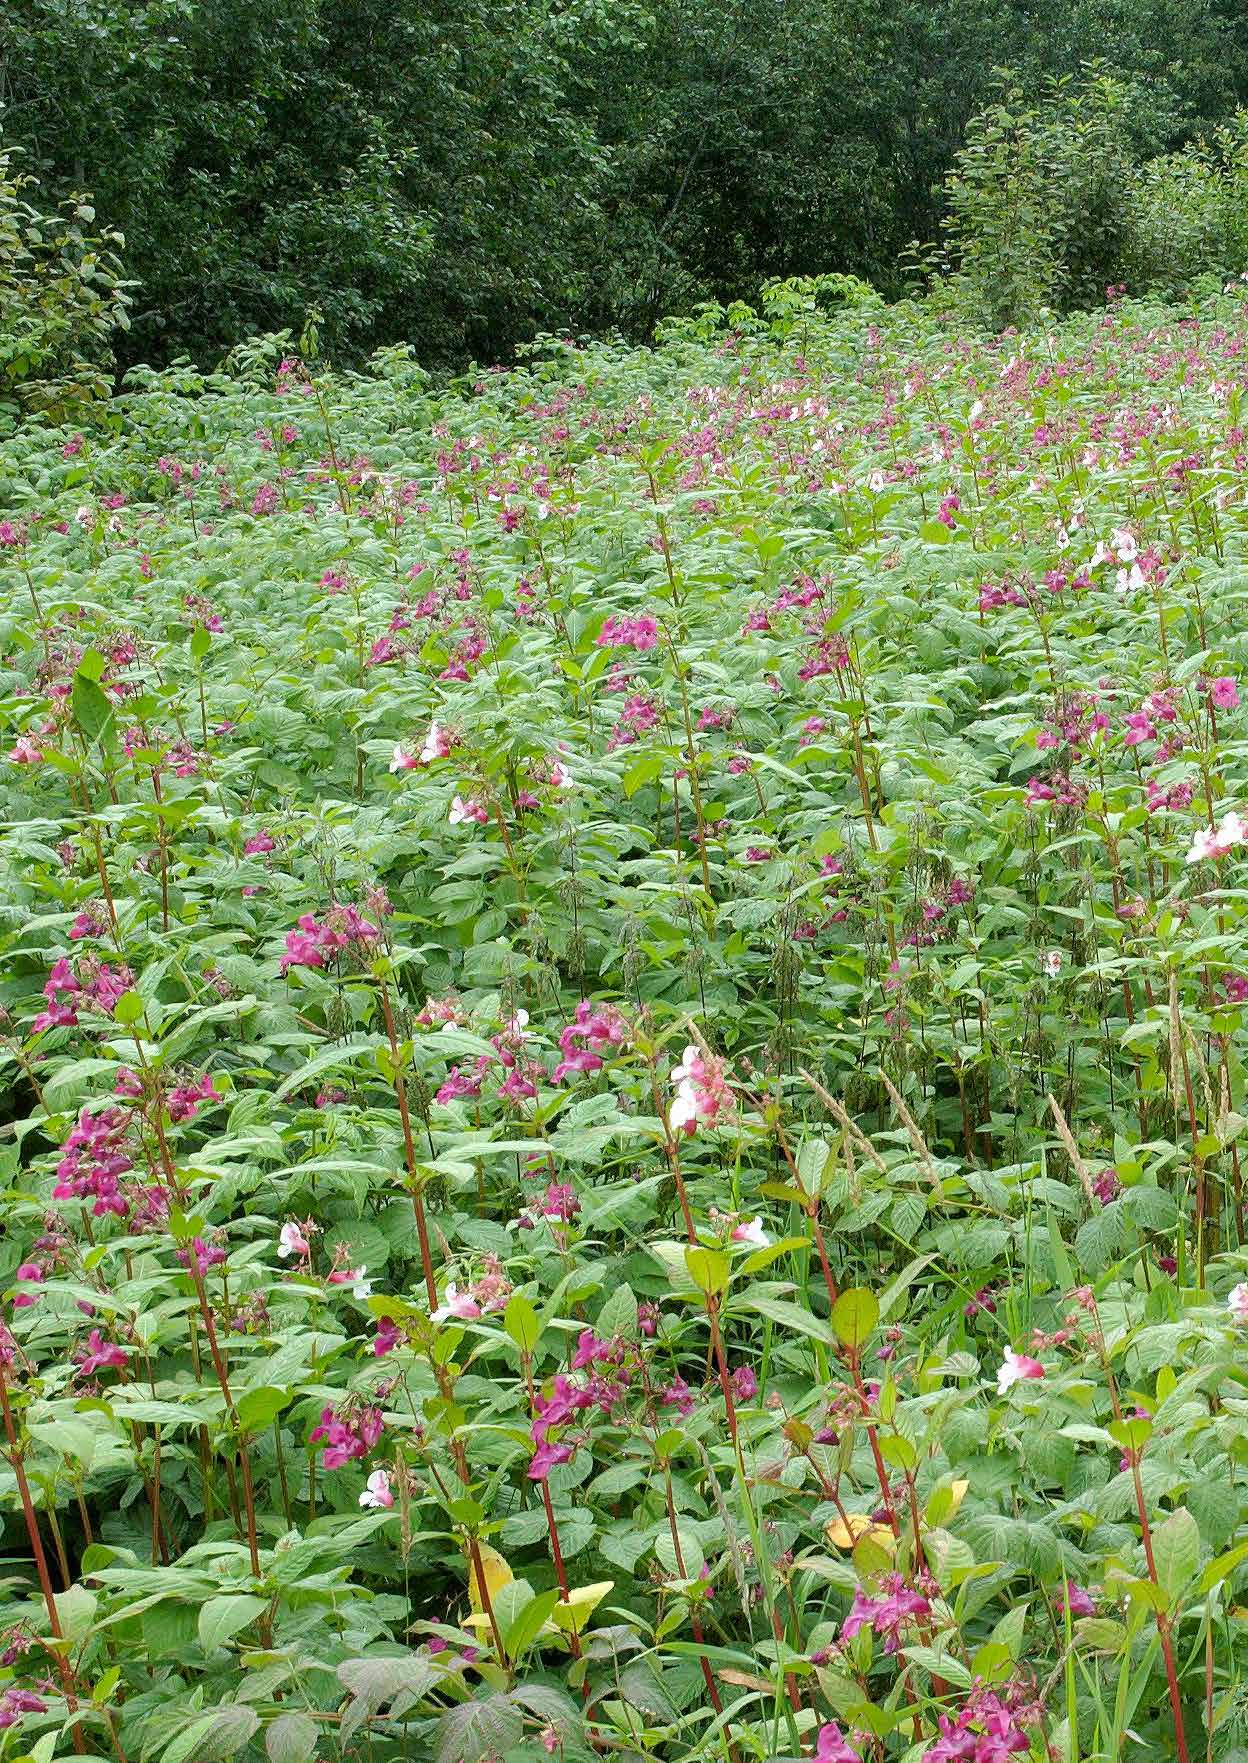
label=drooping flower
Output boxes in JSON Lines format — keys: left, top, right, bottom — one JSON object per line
{"left": 278, "top": 1222, "right": 311, "bottom": 1260}
{"left": 73, "top": 1329, "right": 128, "bottom": 1378}
{"left": 996, "top": 1348, "right": 1045, "bottom": 1393}
{"left": 389, "top": 744, "right": 418, "bottom": 772}
{"left": 1055, "top": 1580, "right": 1095, "bottom": 1618}
{"left": 449, "top": 795, "right": 489, "bottom": 826}
{"left": 309, "top": 1402, "right": 384, "bottom": 1470}
{"left": 359, "top": 1469, "right": 394, "bottom": 1509}
{"left": 326, "top": 1265, "right": 371, "bottom": 1300}
{"left": 669, "top": 1044, "right": 733, "bottom": 1134}
{"left": 431, "top": 1283, "right": 482, "bottom": 1322}
{"left": 1186, "top": 810, "right": 1248, "bottom": 864}
{"left": 815, "top": 1723, "right": 862, "bottom": 1763}
{"left": 731, "top": 1218, "right": 769, "bottom": 1247}
{"left": 1227, "top": 1282, "right": 1248, "bottom": 1324}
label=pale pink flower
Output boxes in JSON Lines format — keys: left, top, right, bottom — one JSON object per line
{"left": 432, "top": 1283, "right": 482, "bottom": 1322}
{"left": 997, "top": 1348, "right": 1045, "bottom": 1394}
{"left": 278, "top": 1222, "right": 311, "bottom": 1260}
{"left": 358, "top": 1469, "right": 394, "bottom": 1509}
{"left": 1187, "top": 810, "right": 1248, "bottom": 864}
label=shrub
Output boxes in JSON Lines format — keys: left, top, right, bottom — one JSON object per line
{"left": 0, "top": 141, "right": 131, "bottom": 427}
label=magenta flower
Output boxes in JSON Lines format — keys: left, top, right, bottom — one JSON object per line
{"left": 11, "top": 1264, "right": 43, "bottom": 1310}
{"left": 1056, "top": 1580, "right": 1095, "bottom": 1618}
{"left": 816, "top": 1724, "right": 862, "bottom": 1763}
{"left": 527, "top": 1440, "right": 574, "bottom": 1480}
{"left": 309, "top": 1403, "right": 384, "bottom": 1470}
{"left": 74, "top": 1330, "right": 128, "bottom": 1378}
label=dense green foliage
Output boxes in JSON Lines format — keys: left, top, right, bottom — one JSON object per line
{"left": 3, "top": 285, "right": 1248, "bottom": 1758}
{"left": 7, "top": 0, "right": 1248, "bottom": 371}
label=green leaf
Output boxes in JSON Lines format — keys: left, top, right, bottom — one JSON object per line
{"left": 739, "top": 1294, "right": 836, "bottom": 1346}
{"left": 830, "top": 1287, "right": 879, "bottom": 1350}
{"left": 684, "top": 1246, "right": 729, "bottom": 1296}
{"left": 113, "top": 990, "right": 145, "bottom": 1026}
{"left": 265, "top": 1713, "right": 319, "bottom": 1763}
{"left": 235, "top": 1386, "right": 291, "bottom": 1433}
{"left": 71, "top": 671, "right": 117, "bottom": 753}
{"left": 434, "top": 1693, "right": 522, "bottom": 1763}
{"left": 198, "top": 1595, "right": 269, "bottom": 1652}
{"left": 1151, "top": 1506, "right": 1200, "bottom": 1604}
{"left": 503, "top": 1292, "right": 541, "bottom": 1355}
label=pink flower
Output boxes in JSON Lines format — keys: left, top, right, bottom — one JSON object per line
{"left": 449, "top": 795, "right": 489, "bottom": 826}
{"left": 420, "top": 720, "right": 454, "bottom": 763}
{"left": 996, "top": 1348, "right": 1045, "bottom": 1393}
{"left": 7, "top": 738, "right": 42, "bottom": 765}
{"left": 731, "top": 1218, "right": 769, "bottom": 1247}
{"left": 359, "top": 1469, "right": 394, "bottom": 1509}
{"left": 1227, "top": 1282, "right": 1248, "bottom": 1324}
{"left": 1212, "top": 676, "right": 1240, "bottom": 710}
{"left": 309, "top": 1402, "right": 384, "bottom": 1470}
{"left": 389, "top": 744, "right": 418, "bottom": 772}
{"left": 597, "top": 613, "right": 659, "bottom": 651}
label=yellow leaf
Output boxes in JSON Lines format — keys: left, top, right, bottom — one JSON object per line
{"left": 946, "top": 1479, "right": 970, "bottom": 1520}
{"left": 549, "top": 1581, "right": 613, "bottom": 1633}
{"left": 826, "top": 1513, "right": 892, "bottom": 1550}
{"left": 468, "top": 1543, "right": 513, "bottom": 1615}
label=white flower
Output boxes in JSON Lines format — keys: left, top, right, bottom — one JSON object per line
{"left": 669, "top": 1091, "right": 698, "bottom": 1132}
{"left": 549, "top": 761, "right": 576, "bottom": 790}
{"left": 420, "top": 720, "right": 446, "bottom": 764}
{"left": 867, "top": 471, "right": 886, "bottom": 494}
{"left": 1043, "top": 950, "right": 1063, "bottom": 978}
{"left": 969, "top": 400, "right": 984, "bottom": 420}
{"left": 671, "top": 1045, "right": 699, "bottom": 1085}
{"left": 359, "top": 1469, "right": 394, "bottom": 1510}
{"left": 1111, "top": 527, "right": 1137, "bottom": 561}
{"left": 1229, "top": 1283, "right": 1248, "bottom": 1324}
{"left": 731, "top": 1218, "right": 770, "bottom": 1247}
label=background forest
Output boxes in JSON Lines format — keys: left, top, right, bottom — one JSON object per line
{"left": 8, "top": 0, "right": 1248, "bottom": 387}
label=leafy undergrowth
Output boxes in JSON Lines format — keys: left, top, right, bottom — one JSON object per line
{"left": 2, "top": 292, "right": 1248, "bottom": 1762}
